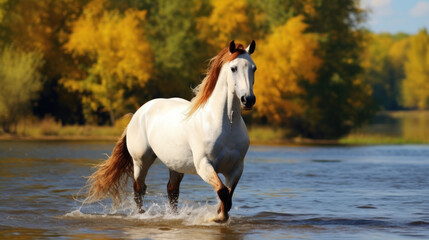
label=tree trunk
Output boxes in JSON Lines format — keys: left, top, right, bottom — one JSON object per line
{"left": 109, "top": 107, "right": 115, "bottom": 126}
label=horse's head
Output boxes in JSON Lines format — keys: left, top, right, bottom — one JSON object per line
{"left": 227, "top": 40, "right": 256, "bottom": 110}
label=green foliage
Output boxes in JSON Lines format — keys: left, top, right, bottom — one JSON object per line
{"left": 141, "top": 0, "right": 211, "bottom": 99}
{"left": 296, "top": 0, "right": 376, "bottom": 139}
{"left": 0, "top": 0, "right": 6, "bottom": 24}
{"left": 362, "top": 33, "right": 409, "bottom": 110}
{"left": 251, "top": 0, "right": 295, "bottom": 30}
{"left": 0, "top": 0, "right": 8, "bottom": 47}
{"left": 0, "top": 45, "right": 44, "bottom": 132}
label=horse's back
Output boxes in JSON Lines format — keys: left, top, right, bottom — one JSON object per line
{"left": 127, "top": 98, "right": 196, "bottom": 174}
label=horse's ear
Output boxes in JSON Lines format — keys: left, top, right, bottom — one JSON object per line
{"left": 229, "top": 40, "right": 236, "bottom": 54}
{"left": 246, "top": 40, "right": 256, "bottom": 55}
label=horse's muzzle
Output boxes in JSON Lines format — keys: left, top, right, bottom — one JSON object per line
{"left": 241, "top": 95, "right": 256, "bottom": 110}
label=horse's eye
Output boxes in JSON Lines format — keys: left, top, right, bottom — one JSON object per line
{"left": 231, "top": 66, "right": 237, "bottom": 72}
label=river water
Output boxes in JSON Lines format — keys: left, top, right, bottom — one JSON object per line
{"left": 0, "top": 141, "right": 428, "bottom": 239}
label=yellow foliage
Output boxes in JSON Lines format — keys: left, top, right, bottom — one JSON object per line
{"left": 0, "top": 45, "right": 44, "bottom": 132}
{"left": 114, "top": 113, "right": 133, "bottom": 131}
{"left": 197, "top": 0, "right": 251, "bottom": 49}
{"left": 388, "top": 38, "right": 410, "bottom": 69}
{"left": 253, "top": 16, "right": 322, "bottom": 124}
{"left": 302, "top": 0, "right": 317, "bottom": 17}
{"left": 62, "top": 0, "right": 153, "bottom": 123}
{"left": 361, "top": 33, "right": 393, "bottom": 74}
{"left": 0, "top": 0, "right": 6, "bottom": 24}
{"left": 403, "top": 29, "right": 429, "bottom": 109}
{"left": 6, "top": 0, "right": 86, "bottom": 78}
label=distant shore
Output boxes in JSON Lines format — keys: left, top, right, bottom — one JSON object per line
{"left": 1, "top": 125, "right": 427, "bottom": 145}
{"left": 1, "top": 111, "right": 428, "bottom": 145}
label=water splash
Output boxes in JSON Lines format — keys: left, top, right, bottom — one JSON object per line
{"left": 65, "top": 195, "right": 224, "bottom": 225}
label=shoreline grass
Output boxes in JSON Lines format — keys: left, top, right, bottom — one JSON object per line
{"left": 1, "top": 125, "right": 427, "bottom": 145}
{"left": 0, "top": 113, "right": 428, "bottom": 145}
{"left": 339, "top": 134, "right": 429, "bottom": 145}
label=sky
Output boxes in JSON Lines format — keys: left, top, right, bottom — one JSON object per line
{"left": 361, "top": 0, "right": 429, "bottom": 34}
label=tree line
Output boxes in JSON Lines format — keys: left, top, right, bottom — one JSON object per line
{"left": 0, "top": 0, "right": 428, "bottom": 139}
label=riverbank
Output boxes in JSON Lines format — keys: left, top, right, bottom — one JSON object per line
{"left": 1, "top": 111, "right": 428, "bottom": 145}
{"left": 1, "top": 125, "right": 428, "bottom": 145}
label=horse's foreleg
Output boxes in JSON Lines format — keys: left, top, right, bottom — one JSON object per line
{"left": 167, "top": 169, "right": 184, "bottom": 211}
{"left": 132, "top": 154, "right": 155, "bottom": 213}
{"left": 196, "top": 158, "right": 230, "bottom": 223}
{"left": 224, "top": 162, "right": 244, "bottom": 212}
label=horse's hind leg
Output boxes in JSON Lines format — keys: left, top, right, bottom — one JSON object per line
{"left": 167, "top": 169, "right": 184, "bottom": 211}
{"left": 132, "top": 151, "right": 156, "bottom": 213}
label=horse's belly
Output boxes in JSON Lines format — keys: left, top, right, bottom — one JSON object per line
{"left": 161, "top": 155, "right": 197, "bottom": 174}
{"left": 144, "top": 99, "right": 197, "bottom": 174}
{"left": 150, "top": 130, "right": 197, "bottom": 174}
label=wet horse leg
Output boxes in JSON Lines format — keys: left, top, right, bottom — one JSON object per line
{"left": 223, "top": 162, "right": 244, "bottom": 212}
{"left": 196, "top": 157, "right": 230, "bottom": 223}
{"left": 132, "top": 152, "right": 155, "bottom": 213}
{"left": 167, "top": 169, "right": 184, "bottom": 211}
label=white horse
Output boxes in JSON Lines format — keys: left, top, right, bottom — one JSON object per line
{"left": 85, "top": 40, "right": 256, "bottom": 223}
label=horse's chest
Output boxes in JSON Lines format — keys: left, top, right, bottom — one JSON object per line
{"left": 205, "top": 130, "right": 248, "bottom": 173}
{"left": 212, "top": 147, "right": 242, "bottom": 173}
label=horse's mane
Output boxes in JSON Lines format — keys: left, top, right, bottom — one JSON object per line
{"left": 187, "top": 43, "right": 246, "bottom": 116}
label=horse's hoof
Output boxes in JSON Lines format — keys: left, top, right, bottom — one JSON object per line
{"left": 138, "top": 208, "right": 145, "bottom": 214}
{"left": 210, "top": 215, "right": 229, "bottom": 223}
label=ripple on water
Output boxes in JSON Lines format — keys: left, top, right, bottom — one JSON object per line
{"left": 1, "top": 143, "right": 429, "bottom": 239}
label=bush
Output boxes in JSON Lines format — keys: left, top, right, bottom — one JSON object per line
{"left": 0, "top": 45, "right": 44, "bottom": 133}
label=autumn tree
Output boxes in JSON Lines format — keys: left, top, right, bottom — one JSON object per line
{"left": 295, "top": 0, "right": 375, "bottom": 138}
{"left": 250, "top": 0, "right": 375, "bottom": 138}
{"left": 388, "top": 35, "right": 410, "bottom": 107}
{"left": 64, "top": 0, "right": 153, "bottom": 124}
{"left": 0, "top": 0, "right": 6, "bottom": 24}
{"left": 361, "top": 33, "right": 409, "bottom": 110}
{"left": 0, "top": 46, "right": 44, "bottom": 132}
{"left": 197, "top": 0, "right": 252, "bottom": 50}
{"left": 253, "top": 16, "right": 322, "bottom": 125}
{"left": 135, "top": 0, "right": 211, "bottom": 100}
{"left": 251, "top": 0, "right": 297, "bottom": 30}
{"left": 402, "top": 29, "right": 429, "bottom": 109}
{"left": 1, "top": 0, "right": 89, "bottom": 124}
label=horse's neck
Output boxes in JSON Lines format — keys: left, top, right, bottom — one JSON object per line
{"left": 203, "top": 68, "right": 241, "bottom": 126}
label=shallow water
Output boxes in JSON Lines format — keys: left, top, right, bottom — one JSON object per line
{"left": 1, "top": 141, "right": 429, "bottom": 239}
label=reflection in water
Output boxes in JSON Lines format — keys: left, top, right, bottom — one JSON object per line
{"left": 123, "top": 224, "right": 244, "bottom": 240}
{"left": 0, "top": 141, "right": 429, "bottom": 239}
{"left": 354, "top": 111, "right": 429, "bottom": 141}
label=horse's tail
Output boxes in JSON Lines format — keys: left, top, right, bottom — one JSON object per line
{"left": 83, "top": 130, "right": 133, "bottom": 207}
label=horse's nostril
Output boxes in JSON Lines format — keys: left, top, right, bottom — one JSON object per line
{"left": 245, "top": 95, "right": 256, "bottom": 107}
{"left": 240, "top": 96, "right": 246, "bottom": 104}
{"left": 249, "top": 96, "right": 255, "bottom": 104}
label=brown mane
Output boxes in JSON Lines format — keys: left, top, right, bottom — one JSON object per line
{"left": 187, "top": 43, "right": 246, "bottom": 116}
